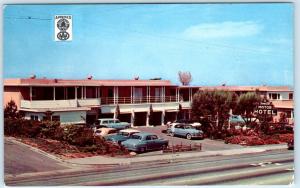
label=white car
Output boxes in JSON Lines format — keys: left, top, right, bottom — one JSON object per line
{"left": 94, "top": 127, "right": 118, "bottom": 137}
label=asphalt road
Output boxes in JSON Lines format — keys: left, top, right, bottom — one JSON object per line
{"left": 5, "top": 149, "right": 294, "bottom": 186}
{"left": 4, "top": 138, "right": 68, "bottom": 176}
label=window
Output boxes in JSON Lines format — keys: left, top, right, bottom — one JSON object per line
{"left": 289, "top": 93, "right": 293, "bottom": 100}
{"left": 146, "top": 135, "right": 152, "bottom": 140}
{"left": 131, "top": 135, "right": 141, "bottom": 140}
{"left": 108, "top": 88, "right": 114, "bottom": 98}
{"left": 32, "top": 88, "right": 37, "bottom": 97}
{"left": 30, "top": 115, "right": 38, "bottom": 121}
{"left": 52, "top": 115, "right": 60, "bottom": 122}
{"left": 269, "top": 93, "right": 280, "bottom": 100}
{"left": 150, "top": 135, "right": 158, "bottom": 140}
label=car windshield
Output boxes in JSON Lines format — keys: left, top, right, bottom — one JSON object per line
{"left": 118, "top": 132, "right": 129, "bottom": 136}
{"left": 130, "top": 135, "right": 142, "bottom": 140}
{"left": 115, "top": 120, "right": 120, "bottom": 123}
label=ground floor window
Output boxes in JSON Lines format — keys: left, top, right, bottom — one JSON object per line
{"left": 51, "top": 115, "right": 60, "bottom": 122}
{"left": 30, "top": 115, "right": 38, "bottom": 121}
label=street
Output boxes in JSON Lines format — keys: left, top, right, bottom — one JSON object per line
{"left": 4, "top": 138, "right": 68, "bottom": 176}
{"left": 5, "top": 149, "right": 294, "bottom": 186}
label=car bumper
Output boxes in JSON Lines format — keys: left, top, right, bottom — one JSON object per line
{"left": 191, "top": 135, "right": 204, "bottom": 139}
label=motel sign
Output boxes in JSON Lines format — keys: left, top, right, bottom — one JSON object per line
{"left": 254, "top": 99, "right": 277, "bottom": 116}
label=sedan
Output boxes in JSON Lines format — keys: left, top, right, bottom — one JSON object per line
{"left": 105, "top": 129, "right": 141, "bottom": 145}
{"left": 121, "top": 132, "right": 169, "bottom": 153}
{"left": 93, "top": 128, "right": 118, "bottom": 137}
{"left": 169, "top": 123, "right": 204, "bottom": 140}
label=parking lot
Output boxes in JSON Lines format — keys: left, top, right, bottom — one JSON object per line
{"left": 135, "top": 126, "right": 244, "bottom": 151}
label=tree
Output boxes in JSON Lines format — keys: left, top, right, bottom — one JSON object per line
{"left": 4, "top": 100, "right": 20, "bottom": 119}
{"left": 235, "top": 92, "right": 261, "bottom": 126}
{"left": 178, "top": 71, "right": 192, "bottom": 86}
{"left": 192, "top": 90, "right": 237, "bottom": 138}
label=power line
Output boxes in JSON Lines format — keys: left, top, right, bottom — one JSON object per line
{"left": 5, "top": 16, "right": 51, "bottom": 20}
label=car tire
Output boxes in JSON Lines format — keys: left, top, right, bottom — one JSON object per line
{"left": 170, "top": 132, "right": 175, "bottom": 137}
{"left": 161, "top": 144, "right": 167, "bottom": 150}
{"left": 186, "top": 134, "right": 192, "bottom": 140}
{"left": 139, "top": 147, "right": 146, "bottom": 153}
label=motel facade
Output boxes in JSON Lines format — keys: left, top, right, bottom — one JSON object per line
{"left": 3, "top": 77, "right": 294, "bottom": 126}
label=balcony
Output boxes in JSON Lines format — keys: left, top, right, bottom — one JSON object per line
{"left": 21, "top": 98, "right": 101, "bottom": 109}
{"left": 101, "top": 96, "right": 178, "bottom": 105}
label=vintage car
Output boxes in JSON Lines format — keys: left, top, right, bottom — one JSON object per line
{"left": 93, "top": 127, "right": 118, "bottom": 137}
{"left": 169, "top": 123, "right": 204, "bottom": 140}
{"left": 97, "top": 118, "right": 130, "bottom": 130}
{"left": 121, "top": 132, "right": 169, "bottom": 153}
{"left": 105, "top": 129, "right": 141, "bottom": 145}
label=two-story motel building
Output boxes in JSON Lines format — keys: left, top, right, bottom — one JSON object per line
{"left": 3, "top": 78, "right": 294, "bottom": 126}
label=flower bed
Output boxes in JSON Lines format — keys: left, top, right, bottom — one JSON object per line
{"left": 225, "top": 133, "right": 293, "bottom": 146}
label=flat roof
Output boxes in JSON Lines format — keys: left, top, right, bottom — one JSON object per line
{"left": 4, "top": 78, "right": 175, "bottom": 87}
{"left": 179, "top": 85, "right": 293, "bottom": 92}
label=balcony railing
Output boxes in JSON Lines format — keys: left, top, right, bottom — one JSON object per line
{"left": 21, "top": 98, "right": 101, "bottom": 109}
{"left": 101, "top": 96, "right": 177, "bottom": 105}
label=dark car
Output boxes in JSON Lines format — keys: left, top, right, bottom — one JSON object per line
{"left": 121, "top": 132, "right": 169, "bottom": 153}
{"left": 288, "top": 139, "right": 294, "bottom": 150}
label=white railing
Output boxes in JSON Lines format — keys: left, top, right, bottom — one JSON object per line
{"left": 21, "top": 100, "right": 77, "bottom": 109}
{"left": 101, "top": 96, "right": 177, "bottom": 105}
{"left": 77, "top": 98, "right": 101, "bottom": 106}
{"left": 21, "top": 98, "right": 101, "bottom": 109}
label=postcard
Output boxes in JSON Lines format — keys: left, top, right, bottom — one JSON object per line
{"left": 3, "top": 3, "right": 294, "bottom": 186}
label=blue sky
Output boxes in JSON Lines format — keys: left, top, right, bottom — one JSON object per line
{"left": 3, "top": 3, "right": 293, "bottom": 86}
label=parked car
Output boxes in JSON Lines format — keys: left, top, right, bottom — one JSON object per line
{"left": 97, "top": 118, "right": 130, "bottom": 130}
{"left": 121, "top": 132, "right": 169, "bottom": 153}
{"left": 229, "top": 115, "right": 245, "bottom": 125}
{"left": 93, "top": 127, "right": 118, "bottom": 137}
{"left": 105, "top": 129, "right": 141, "bottom": 145}
{"left": 169, "top": 123, "right": 204, "bottom": 140}
{"left": 288, "top": 139, "right": 294, "bottom": 150}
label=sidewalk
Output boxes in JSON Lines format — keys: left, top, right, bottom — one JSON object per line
{"left": 66, "top": 144, "right": 288, "bottom": 165}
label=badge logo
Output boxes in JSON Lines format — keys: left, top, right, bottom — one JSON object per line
{"left": 55, "top": 15, "right": 72, "bottom": 41}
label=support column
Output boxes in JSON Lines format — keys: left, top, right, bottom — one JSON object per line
{"left": 161, "top": 110, "right": 165, "bottom": 126}
{"left": 113, "top": 87, "right": 116, "bottom": 104}
{"left": 30, "top": 86, "right": 32, "bottom": 101}
{"left": 146, "top": 110, "right": 150, "bottom": 127}
{"left": 66, "top": 87, "right": 68, "bottom": 100}
{"left": 146, "top": 86, "right": 149, "bottom": 103}
{"left": 84, "top": 86, "right": 87, "bottom": 99}
{"left": 81, "top": 87, "right": 83, "bottom": 99}
{"left": 130, "top": 86, "right": 133, "bottom": 103}
{"left": 75, "top": 87, "right": 77, "bottom": 99}
{"left": 95, "top": 87, "right": 97, "bottom": 98}
{"left": 53, "top": 87, "right": 56, "bottom": 100}
{"left": 116, "top": 86, "right": 119, "bottom": 104}
{"left": 131, "top": 110, "right": 135, "bottom": 127}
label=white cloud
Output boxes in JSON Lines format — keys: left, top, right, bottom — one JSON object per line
{"left": 183, "top": 21, "right": 263, "bottom": 39}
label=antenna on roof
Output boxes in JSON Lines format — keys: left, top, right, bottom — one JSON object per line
{"left": 134, "top": 76, "right": 139, "bottom": 80}
{"left": 87, "top": 75, "right": 93, "bottom": 80}
{"left": 30, "top": 74, "right": 36, "bottom": 79}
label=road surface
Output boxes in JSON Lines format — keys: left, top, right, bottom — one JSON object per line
{"left": 5, "top": 149, "right": 294, "bottom": 186}
{"left": 4, "top": 138, "right": 68, "bottom": 176}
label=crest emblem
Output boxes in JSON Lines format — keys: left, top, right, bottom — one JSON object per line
{"left": 54, "top": 15, "right": 72, "bottom": 41}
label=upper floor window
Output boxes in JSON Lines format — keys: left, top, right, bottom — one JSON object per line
{"left": 289, "top": 93, "right": 293, "bottom": 100}
{"left": 269, "top": 93, "right": 280, "bottom": 100}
